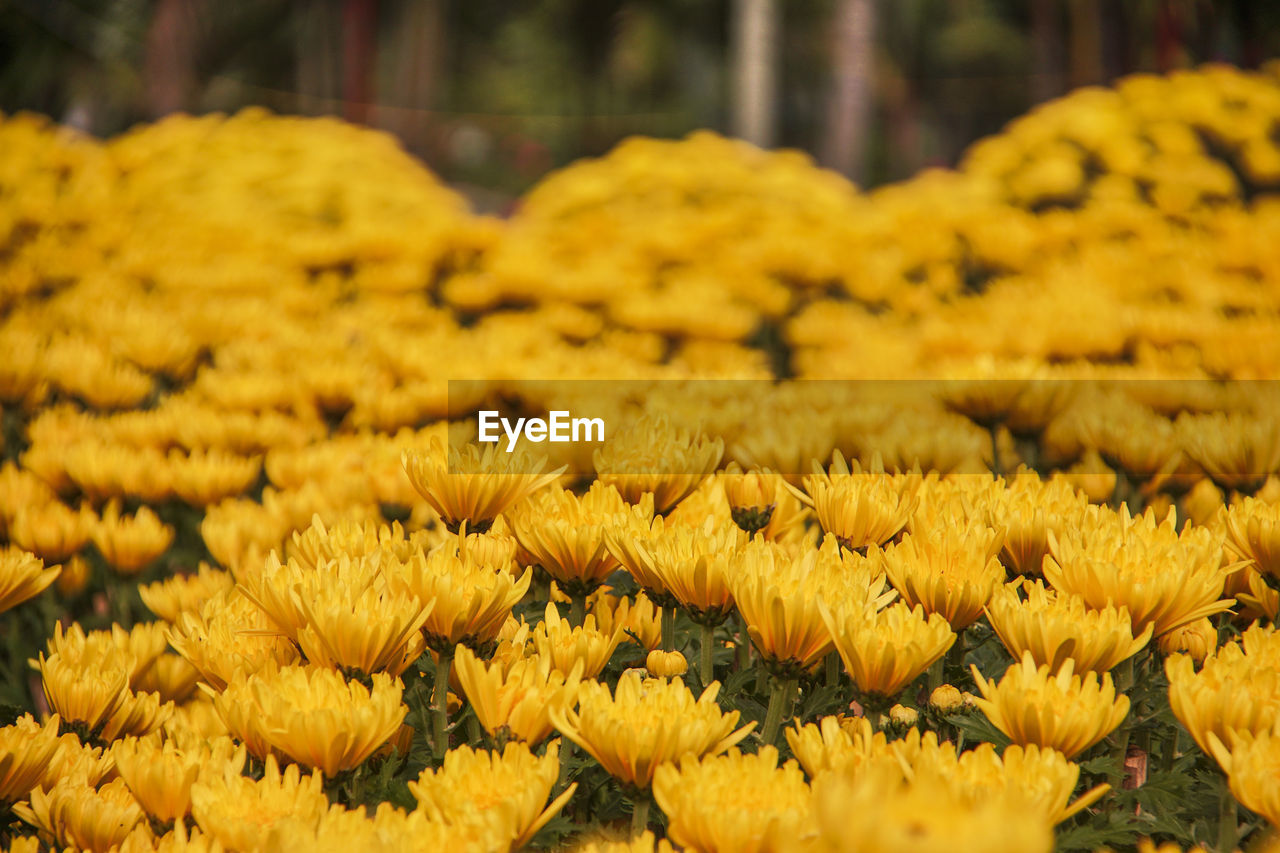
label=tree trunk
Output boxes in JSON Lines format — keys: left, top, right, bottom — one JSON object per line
{"left": 821, "top": 0, "right": 876, "bottom": 181}
{"left": 342, "top": 0, "right": 378, "bottom": 124}
{"left": 731, "top": 0, "right": 780, "bottom": 148}
{"left": 1030, "top": 0, "right": 1064, "bottom": 103}
{"left": 1068, "top": 0, "right": 1104, "bottom": 88}
{"left": 144, "top": 0, "right": 201, "bottom": 117}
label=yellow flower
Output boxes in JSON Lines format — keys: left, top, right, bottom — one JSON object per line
{"left": 0, "top": 546, "right": 60, "bottom": 613}
{"left": 112, "top": 733, "right": 246, "bottom": 823}
{"left": 409, "top": 740, "right": 576, "bottom": 849}
{"left": 985, "top": 579, "right": 1153, "bottom": 674}
{"left": 99, "top": 686, "right": 174, "bottom": 742}
{"left": 877, "top": 525, "right": 1004, "bottom": 630}
{"left": 139, "top": 563, "right": 234, "bottom": 623}
{"left": 795, "top": 453, "right": 916, "bottom": 551}
{"left": 653, "top": 746, "right": 812, "bottom": 853}
{"left": 734, "top": 536, "right": 896, "bottom": 676}
{"left": 645, "top": 649, "right": 688, "bottom": 678}
{"left": 1166, "top": 624, "right": 1280, "bottom": 754}
{"left": 56, "top": 554, "right": 91, "bottom": 596}
{"left": 1158, "top": 617, "right": 1217, "bottom": 664}
{"left": 1044, "top": 505, "right": 1235, "bottom": 637}
{"left": 811, "top": 759, "right": 1054, "bottom": 853}
{"left": 550, "top": 671, "right": 754, "bottom": 789}
{"left": 218, "top": 664, "right": 407, "bottom": 776}
{"left": 167, "top": 588, "right": 301, "bottom": 691}
{"left": 167, "top": 448, "right": 262, "bottom": 506}
{"left": 39, "top": 732, "right": 116, "bottom": 791}
{"left": 589, "top": 588, "right": 663, "bottom": 651}
{"left": 454, "top": 647, "right": 583, "bottom": 745}
{"left": 720, "top": 463, "right": 781, "bottom": 534}
{"left": 189, "top": 755, "right": 328, "bottom": 852}
{"left": 593, "top": 414, "right": 724, "bottom": 514}
{"left": 402, "top": 438, "right": 564, "bottom": 533}
{"left": 8, "top": 500, "right": 92, "bottom": 562}
{"left": 132, "top": 653, "right": 201, "bottom": 704}
{"left": 821, "top": 602, "right": 955, "bottom": 702}
{"left": 16, "top": 776, "right": 147, "bottom": 852}
{"left": 510, "top": 481, "right": 650, "bottom": 595}
{"left": 786, "top": 715, "right": 886, "bottom": 778}
{"left": 1223, "top": 496, "right": 1280, "bottom": 581}
{"left": 392, "top": 543, "right": 531, "bottom": 653}
{"left": 533, "top": 602, "right": 623, "bottom": 679}
{"left": 1178, "top": 411, "right": 1280, "bottom": 494}
{"left": 929, "top": 684, "right": 965, "bottom": 714}
{"left": 573, "top": 830, "right": 679, "bottom": 853}
{"left": 970, "top": 652, "right": 1129, "bottom": 758}
{"left": 1206, "top": 726, "right": 1280, "bottom": 829}
{"left": 92, "top": 499, "right": 175, "bottom": 574}
{"left": 0, "top": 713, "right": 62, "bottom": 805}
{"left": 295, "top": 572, "right": 433, "bottom": 678}
{"left": 888, "top": 704, "right": 919, "bottom": 727}
{"left": 641, "top": 517, "right": 744, "bottom": 624}
{"left": 36, "top": 630, "right": 130, "bottom": 736}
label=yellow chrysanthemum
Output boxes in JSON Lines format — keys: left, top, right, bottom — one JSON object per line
{"left": 970, "top": 652, "right": 1129, "bottom": 758}
{"left": 189, "top": 755, "right": 328, "bottom": 852}
{"left": 653, "top": 746, "right": 813, "bottom": 853}
{"left": 510, "top": 481, "right": 651, "bottom": 595}
{"left": 821, "top": 602, "right": 955, "bottom": 702}
{"left": 168, "top": 588, "right": 301, "bottom": 691}
{"left": 402, "top": 439, "right": 563, "bottom": 533}
{"left": 786, "top": 715, "right": 887, "bottom": 779}
{"left": 295, "top": 572, "right": 433, "bottom": 678}
{"left": 392, "top": 543, "right": 531, "bottom": 653}
{"left": 112, "top": 733, "right": 246, "bottom": 823}
{"left": 215, "top": 664, "right": 406, "bottom": 776}
{"left": 0, "top": 546, "right": 60, "bottom": 614}
{"left": 593, "top": 414, "right": 724, "bottom": 514}
{"left": 1223, "top": 496, "right": 1280, "bottom": 581}
{"left": 16, "top": 776, "right": 148, "bottom": 852}
{"left": 1166, "top": 624, "right": 1280, "bottom": 754}
{"left": 984, "top": 579, "right": 1153, "bottom": 674}
{"left": 811, "top": 759, "right": 1054, "bottom": 853}
{"left": 550, "top": 671, "right": 754, "bottom": 789}
{"left": 1207, "top": 726, "right": 1280, "bottom": 830}
{"left": 139, "top": 563, "right": 235, "bottom": 623}
{"left": 409, "top": 740, "right": 576, "bottom": 849}
{"left": 795, "top": 454, "right": 917, "bottom": 551}
{"left": 645, "top": 649, "right": 688, "bottom": 678}
{"left": 734, "top": 536, "right": 897, "bottom": 676}
{"left": 1044, "top": 505, "right": 1235, "bottom": 637}
{"left": 454, "top": 647, "right": 583, "bottom": 746}
{"left": 0, "top": 713, "right": 62, "bottom": 805}
{"left": 8, "top": 500, "right": 92, "bottom": 562}
{"left": 877, "top": 525, "right": 1004, "bottom": 630}
{"left": 92, "top": 499, "right": 175, "bottom": 574}
{"left": 533, "top": 602, "right": 623, "bottom": 679}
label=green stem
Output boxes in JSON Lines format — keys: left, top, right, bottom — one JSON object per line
{"left": 762, "top": 676, "right": 797, "bottom": 747}
{"left": 989, "top": 423, "right": 1002, "bottom": 479}
{"left": 569, "top": 593, "right": 586, "bottom": 629}
{"left": 661, "top": 607, "right": 676, "bottom": 653}
{"left": 1218, "top": 783, "right": 1238, "bottom": 853}
{"left": 927, "top": 657, "right": 945, "bottom": 693}
{"left": 1110, "top": 654, "right": 1135, "bottom": 787}
{"left": 865, "top": 707, "right": 882, "bottom": 731}
{"left": 631, "top": 796, "right": 651, "bottom": 837}
{"left": 825, "top": 652, "right": 839, "bottom": 688}
{"left": 735, "top": 612, "right": 752, "bottom": 671}
{"left": 700, "top": 623, "right": 715, "bottom": 685}
{"left": 1161, "top": 727, "right": 1180, "bottom": 774}
{"left": 432, "top": 651, "right": 453, "bottom": 760}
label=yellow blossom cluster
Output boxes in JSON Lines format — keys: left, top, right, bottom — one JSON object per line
{"left": 6, "top": 64, "right": 1280, "bottom": 852}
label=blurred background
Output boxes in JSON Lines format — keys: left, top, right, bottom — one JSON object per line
{"left": 3, "top": 0, "right": 1278, "bottom": 206}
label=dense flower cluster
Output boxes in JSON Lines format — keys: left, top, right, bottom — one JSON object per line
{"left": 3, "top": 65, "right": 1280, "bottom": 852}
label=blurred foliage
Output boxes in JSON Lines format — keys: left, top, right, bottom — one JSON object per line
{"left": 2, "top": 0, "right": 1279, "bottom": 196}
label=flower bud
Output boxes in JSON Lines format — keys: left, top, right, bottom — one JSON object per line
{"left": 888, "top": 704, "right": 918, "bottom": 727}
{"left": 929, "top": 684, "right": 965, "bottom": 714}
{"left": 645, "top": 649, "right": 688, "bottom": 678}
